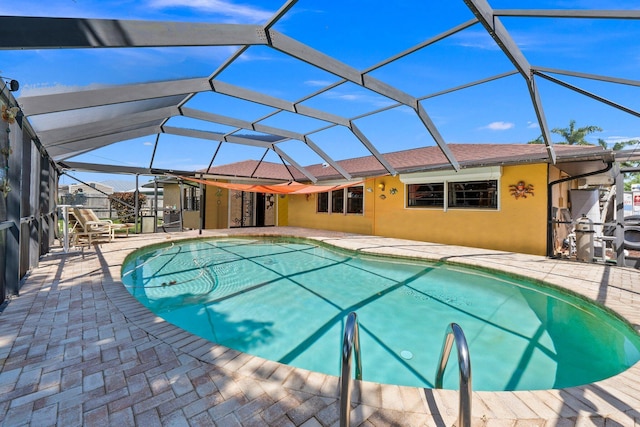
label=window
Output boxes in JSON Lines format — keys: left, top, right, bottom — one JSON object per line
{"left": 317, "top": 192, "right": 328, "bottom": 213}
{"left": 183, "top": 186, "right": 200, "bottom": 211}
{"left": 316, "top": 185, "right": 364, "bottom": 214}
{"left": 401, "top": 166, "right": 501, "bottom": 211}
{"left": 448, "top": 180, "right": 497, "bottom": 209}
{"left": 406, "top": 180, "right": 497, "bottom": 210}
{"left": 346, "top": 186, "right": 363, "bottom": 214}
{"left": 407, "top": 183, "right": 444, "bottom": 208}
{"left": 331, "top": 189, "right": 344, "bottom": 213}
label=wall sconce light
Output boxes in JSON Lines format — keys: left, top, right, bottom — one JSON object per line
{"left": 366, "top": 187, "right": 373, "bottom": 193}
{"left": 389, "top": 188, "right": 398, "bottom": 195}
{"left": 378, "top": 183, "right": 385, "bottom": 191}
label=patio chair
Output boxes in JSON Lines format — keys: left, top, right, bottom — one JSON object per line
{"left": 70, "top": 208, "right": 114, "bottom": 246}
{"left": 79, "top": 208, "right": 135, "bottom": 237}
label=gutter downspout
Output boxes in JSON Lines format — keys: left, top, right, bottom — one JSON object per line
{"left": 547, "top": 162, "right": 613, "bottom": 258}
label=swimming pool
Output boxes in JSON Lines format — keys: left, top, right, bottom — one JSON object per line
{"left": 121, "top": 237, "right": 640, "bottom": 391}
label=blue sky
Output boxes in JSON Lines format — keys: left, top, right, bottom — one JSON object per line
{"left": 1, "top": 0, "right": 640, "bottom": 185}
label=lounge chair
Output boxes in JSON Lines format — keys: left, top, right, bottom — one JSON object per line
{"left": 70, "top": 208, "right": 114, "bottom": 245}
{"left": 79, "top": 208, "right": 135, "bottom": 237}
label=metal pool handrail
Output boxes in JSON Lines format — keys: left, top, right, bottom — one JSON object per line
{"left": 435, "top": 323, "right": 472, "bottom": 427}
{"left": 339, "top": 312, "right": 362, "bottom": 427}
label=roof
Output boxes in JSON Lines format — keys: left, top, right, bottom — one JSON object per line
{"left": 101, "top": 180, "right": 137, "bottom": 193}
{"left": 2, "top": 4, "right": 638, "bottom": 182}
{"left": 206, "top": 143, "right": 611, "bottom": 182}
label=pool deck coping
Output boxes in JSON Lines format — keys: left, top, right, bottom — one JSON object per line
{"left": 1, "top": 226, "right": 639, "bottom": 426}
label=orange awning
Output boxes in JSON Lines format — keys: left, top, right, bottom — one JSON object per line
{"left": 177, "top": 176, "right": 365, "bottom": 194}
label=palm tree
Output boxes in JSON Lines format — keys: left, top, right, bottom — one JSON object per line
{"left": 529, "top": 122, "right": 640, "bottom": 190}
{"left": 528, "top": 120, "right": 602, "bottom": 145}
{"left": 597, "top": 138, "right": 638, "bottom": 152}
{"left": 552, "top": 120, "right": 602, "bottom": 145}
{"left": 527, "top": 135, "right": 544, "bottom": 144}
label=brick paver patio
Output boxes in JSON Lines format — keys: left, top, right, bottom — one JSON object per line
{"left": 1, "top": 227, "right": 639, "bottom": 426}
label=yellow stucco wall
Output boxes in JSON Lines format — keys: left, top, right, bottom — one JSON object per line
{"left": 204, "top": 186, "right": 229, "bottom": 229}
{"left": 277, "top": 194, "right": 289, "bottom": 226}
{"left": 287, "top": 163, "right": 549, "bottom": 255}
{"left": 288, "top": 190, "right": 374, "bottom": 235}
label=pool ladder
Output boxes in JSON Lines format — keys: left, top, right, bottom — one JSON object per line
{"left": 339, "top": 312, "right": 362, "bottom": 427}
{"left": 435, "top": 323, "right": 472, "bottom": 427}
{"left": 338, "top": 313, "right": 472, "bottom": 427}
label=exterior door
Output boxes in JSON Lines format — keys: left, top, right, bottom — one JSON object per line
{"left": 230, "top": 191, "right": 275, "bottom": 228}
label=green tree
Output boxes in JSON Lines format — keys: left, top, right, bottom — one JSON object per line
{"left": 529, "top": 122, "right": 640, "bottom": 189}
{"left": 597, "top": 138, "right": 638, "bottom": 152}
{"left": 626, "top": 174, "right": 640, "bottom": 191}
{"left": 552, "top": 120, "right": 602, "bottom": 145}
{"left": 528, "top": 120, "right": 602, "bottom": 145}
{"left": 527, "top": 135, "right": 544, "bottom": 144}
{"left": 600, "top": 138, "right": 640, "bottom": 190}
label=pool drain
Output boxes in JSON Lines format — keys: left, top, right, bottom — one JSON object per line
{"left": 400, "top": 350, "right": 413, "bottom": 360}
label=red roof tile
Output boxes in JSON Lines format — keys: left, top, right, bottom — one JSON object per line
{"left": 205, "top": 144, "right": 608, "bottom": 182}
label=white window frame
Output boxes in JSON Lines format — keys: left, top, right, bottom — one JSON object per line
{"left": 400, "top": 166, "right": 502, "bottom": 212}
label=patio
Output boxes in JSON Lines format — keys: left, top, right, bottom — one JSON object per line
{"left": 1, "top": 227, "right": 639, "bottom": 426}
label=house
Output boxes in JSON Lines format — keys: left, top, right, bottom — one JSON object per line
{"left": 162, "top": 143, "right": 614, "bottom": 257}
{"left": 58, "top": 181, "right": 116, "bottom": 215}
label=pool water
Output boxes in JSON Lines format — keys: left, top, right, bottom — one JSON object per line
{"left": 121, "top": 237, "right": 640, "bottom": 391}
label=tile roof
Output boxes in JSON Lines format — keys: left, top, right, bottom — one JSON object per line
{"left": 205, "top": 159, "right": 298, "bottom": 181}
{"left": 205, "top": 144, "right": 609, "bottom": 182}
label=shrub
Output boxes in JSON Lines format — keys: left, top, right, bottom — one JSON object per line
{"left": 110, "top": 192, "right": 147, "bottom": 223}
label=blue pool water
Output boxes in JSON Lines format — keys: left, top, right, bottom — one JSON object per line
{"left": 121, "top": 237, "right": 640, "bottom": 391}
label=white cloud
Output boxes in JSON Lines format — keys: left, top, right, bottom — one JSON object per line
{"left": 450, "top": 31, "right": 500, "bottom": 51}
{"left": 319, "top": 90, "right": 396, "bottom": 108}
{"left": 482, "top": 121, "right": 515, "bottom": 131}
{"left": 527, "top": 121, "right": 539, "bottom": 129}
{"left": 143, "top": 141, "right": 154, "bottom": 146}
{"left": 305, "top": 80, "right": 335, "bottom": 87}
{"left": 336, "top": 94, "right": 360, "bottom": 101}
{"left": 147, "top": 0, "right": 274, "bottom": 23}
{"left": 604, "top": 135, "right": 640, "bottom": 144}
